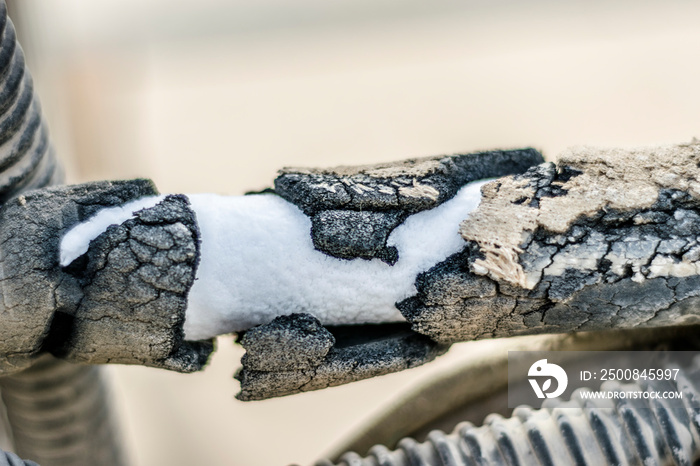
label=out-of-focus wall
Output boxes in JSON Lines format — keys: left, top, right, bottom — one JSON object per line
{"left": 8, "top": 1, "right": 700, "bottom": 464}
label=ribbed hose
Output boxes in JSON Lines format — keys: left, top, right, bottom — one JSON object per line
{"left": 0, "top": 357, "right": 120, "bottom": 466}
{"left": 321, "top": 359, "right": 700, "bottom": 466}
{"left": 0, "top": 2, "right": 122, "bottom": 465}
{"left": 0, "top": 3, "right": 60, "bottom": 199}
{"left": 0, "top": 450, "right": 37, "bottom": 466}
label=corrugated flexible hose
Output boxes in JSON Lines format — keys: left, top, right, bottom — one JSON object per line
{"left": 0, "top": 2, "right": 122, "bottom": 465}
{"left": 320, "top": 359, "right": 700, "bottom": 466}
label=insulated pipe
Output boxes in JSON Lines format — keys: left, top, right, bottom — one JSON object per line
{"left": 6, "top": 143, "right": 700, "bottom": 402}
{"left": 400, "top": 144, "right": 700, "bottom": 345}
{"left": 3, "top": 1, "right": 700, "bottom": 464}
{"left": 0, "top": 3, "right": 122, "bottom": 465}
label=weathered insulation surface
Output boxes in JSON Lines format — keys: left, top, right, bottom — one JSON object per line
{"left": 275, "top": 149, "right": 544, "bottom": 262}
{"left": 235, "top": 149, "right": 545, "bottom": 400}
{"left": 222, "top": 144, "right": 552, "bottom": 400}
{"left": 236, "top": 314, "right": 448, "bottom": 401}
{"left": 0, "top": 180, "right": 212, "bottom": 375}
{"left": 54, "top": 194, "right": 211, "bottom": 371}
{"left": 319, "top": 358, "right": 700, "bottom": 466}
{"left": 401, "top": 143, "right": 700, "bottom": 343}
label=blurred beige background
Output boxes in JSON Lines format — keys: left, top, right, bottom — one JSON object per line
{"left": 7, "top": 0, "right": 700, "bottom": 464}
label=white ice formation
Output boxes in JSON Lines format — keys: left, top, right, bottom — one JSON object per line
{"left": 59, "top": 180, "right": 489, "bottom": 341}
{"left": 60, "top": 196, "right": 166, "bottom": 266}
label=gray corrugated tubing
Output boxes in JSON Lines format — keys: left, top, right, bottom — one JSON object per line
{"left": 0, "top": 450, "right": 37, "bottom": 466}
{"left": 0, "top": 2, "right": 121, "bottom": 465}
{"left": 320, "top": 359, "right": 700, "bottom": 466}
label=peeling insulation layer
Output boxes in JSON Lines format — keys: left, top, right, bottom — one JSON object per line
{"left": 0, "top": 180, "right": 212, "bottom": 375}
{"left": 41, "top": 144, "right": 700, "bottom": 399}
{"left": 402, "top": 142, "right": 700, "bottom": 343}
{"left": 59, "top": 181, "right": 487, "bottom": 340}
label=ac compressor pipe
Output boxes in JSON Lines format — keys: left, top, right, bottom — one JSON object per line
{"left": 5, "top": 142, "right": 700, "bottom": 402}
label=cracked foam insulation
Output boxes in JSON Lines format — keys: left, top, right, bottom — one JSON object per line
{"left": 275, "top": 148, "right": 544, "bottom": 262}
{"left": 0, "top": 180, "right": 213, "bottom": 375}
{"left": 461, "top": 142, "right": 700, "bottom": 289}
{"left": 15, "top": 145, "right": 700, "bottom": 400}
{"left": 401, "top": 142, "right": 700, "bottom": 343}
{"left": 235, "top": 148, "right": 545, "bottom": 399}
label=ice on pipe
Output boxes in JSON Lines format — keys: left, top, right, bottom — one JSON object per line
{"left": 184, "top": 180, "right": 488, "bottom": 340}
{"left": 60, "top": 196, "right": 165, "bottom": 266}
{"left": 59, "top": 180, "right": 488, "bottom": 341}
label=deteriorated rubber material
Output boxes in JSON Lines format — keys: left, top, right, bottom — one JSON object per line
{"left": 235, "top": 150, "right": 544, "bottom": 400}
{"left": 400, "top": 143, "right": 700, "bottom": 343}
{"left": 0, "top": 180, "right": 212, "bottom": 375}
{"left": 235, "top": 314, "right": 448, "bottom": 401}
{"left": 275, "top": 149, "right": 544, "bottom": 262}
{"left": 319, "top": 359, "right": 700, "bottom": 466}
